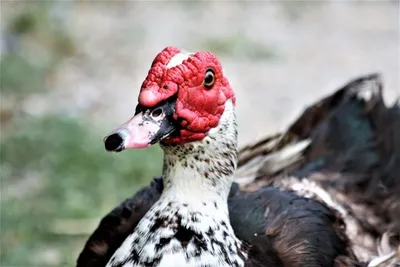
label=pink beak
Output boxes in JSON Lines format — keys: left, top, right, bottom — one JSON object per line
{"left": 104, "top": 111, "right": 163, "bottom": 151}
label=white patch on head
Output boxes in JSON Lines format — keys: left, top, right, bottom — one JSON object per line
{"left": 166, "top": 52, "right": 192, "bottom": 69}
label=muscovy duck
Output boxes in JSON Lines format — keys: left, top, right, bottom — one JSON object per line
{"left": 76, "top": 47, "right": 398, "bottom": 267}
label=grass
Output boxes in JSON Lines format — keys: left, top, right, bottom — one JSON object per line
{"left": 1, "top": 116, "right": 163, "bottom": 266}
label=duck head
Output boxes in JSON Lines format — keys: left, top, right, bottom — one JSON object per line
{"left": 104, "top": 46, "right": 236, "bottom": 152}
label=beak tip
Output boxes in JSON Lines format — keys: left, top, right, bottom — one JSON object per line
{"left": 104, "top": 133, "right": 125, "bottom": 152}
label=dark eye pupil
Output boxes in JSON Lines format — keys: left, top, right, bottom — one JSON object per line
{"left": 152, "top": 108, "right": 162, "bottom": 118}
{"left": 204, "top": 69, "right": 215, "bottom": 89}
{"left": 205, "top": 74, "right": 213, "bottom": 84}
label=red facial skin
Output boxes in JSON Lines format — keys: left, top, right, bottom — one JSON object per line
{"left": 138, "top": 46, "right": 236, "bottom": 144}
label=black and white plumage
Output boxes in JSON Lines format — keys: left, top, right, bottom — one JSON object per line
{"left": 105, "top": 99, "right": 248, "bottom": 267}
{"left": 76, "top": 47, "right": 399, "bottom": 267}
{"left": 237, "top": 73, "right": 400, "bottom": 266}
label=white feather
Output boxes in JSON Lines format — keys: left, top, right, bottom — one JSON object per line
{"left": 166, "top": 52, "right": 192, "bottom": 69}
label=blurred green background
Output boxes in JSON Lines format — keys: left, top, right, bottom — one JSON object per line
{"left": 1, "top": 1, "right": 398, "bottom": 266}
{"left": 0, "top": 3, "right": 163, "bottom": 266}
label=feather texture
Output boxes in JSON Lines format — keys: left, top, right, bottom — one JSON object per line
{"left": 77, "top": 72, "right": 399, "bottom": 266}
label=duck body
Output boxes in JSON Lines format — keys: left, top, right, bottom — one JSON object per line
{"left": 79, "top": 177, "right": 352, "bottom": 267}
{"left": 106, "top": 198, "right": 246, "bottom": 267}
{"left": 76, "top": 47, "right": 398, "bottom": 267}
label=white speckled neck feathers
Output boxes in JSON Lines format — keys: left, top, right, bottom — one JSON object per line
{"left": 161, "top": 99, "right": 238, "bottom": 207}
{"left": 107, "top": 100, "right": 247, "bottom": 267}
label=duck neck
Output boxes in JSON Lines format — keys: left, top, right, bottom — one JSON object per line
{"left": 160, "top": 100, "right": 238, "bottom": 215}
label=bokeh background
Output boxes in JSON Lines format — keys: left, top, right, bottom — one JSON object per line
{"left": 1, "top": 1, "right": 399, "bottom": 266}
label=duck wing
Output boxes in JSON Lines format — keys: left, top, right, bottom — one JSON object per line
{"left": 236, "top": 73, "right": 384, "bottom": 185}
{"left": 78, "top": 179, "right": 358, "bottom": 267}
{"left": 229, "top": 186, "right": 362, "bottom": 267}
{"left": 236, "top": 73, "right": 400, "bottom": 264}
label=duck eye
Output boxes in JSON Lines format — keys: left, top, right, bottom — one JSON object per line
{"left": 203, "top": 69, "right": 215, "bottom": 89}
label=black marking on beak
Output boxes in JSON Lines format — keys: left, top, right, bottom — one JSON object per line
{"left": 104, "top": 129, "right": 130, "bottom": 152}
{"left": 147, "top": 96, "right": 180, "bottom": 144}
{"left": 104, "top": 133, "right": 124, "bottom": 152}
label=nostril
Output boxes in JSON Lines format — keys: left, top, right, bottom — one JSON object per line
{"left": 104, "top": 133, "right": 124, "bottom": 152}
{"left": 151, "top": 108, "right": 163, "bottom": 118}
